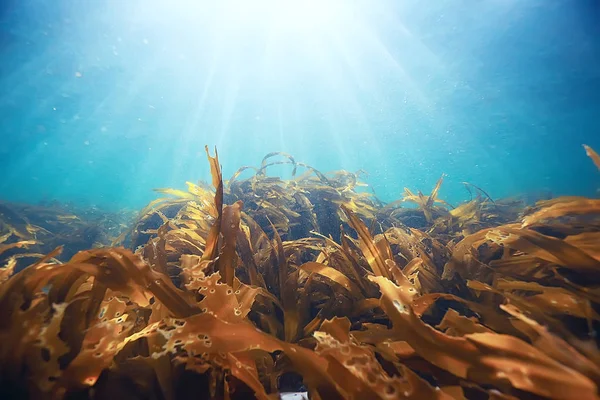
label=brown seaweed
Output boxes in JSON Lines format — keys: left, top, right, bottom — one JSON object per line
{"left": 0, "top": 145, "right": 599, "bottom": 399}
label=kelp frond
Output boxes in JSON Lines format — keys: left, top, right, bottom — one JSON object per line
{"left": 1, "top": 145, "right": 600, "bottom": 399}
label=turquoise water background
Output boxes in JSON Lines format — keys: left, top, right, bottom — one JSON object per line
{"left": 0, "top": 0, "right": 598, "bottom": 211}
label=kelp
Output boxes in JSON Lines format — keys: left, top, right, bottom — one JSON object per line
{"left": 1, "top": 145, "right": 600, "bottom": 399}
{"left": 0, "top": 200, "right": 133, "bottom": 269}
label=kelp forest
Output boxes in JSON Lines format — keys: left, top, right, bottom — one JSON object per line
{"left": 1, "top": 144, "right": 600, "bottom": 400}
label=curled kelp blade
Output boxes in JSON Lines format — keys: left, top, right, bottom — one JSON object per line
{"left": 461, "top": 182, "right": 495, "bottom": 204}
{"left": 258, "top": 152, "right": 297, "bottom": 177}
{"left": 228, "top": 165, "right": 260, "bottom": 186}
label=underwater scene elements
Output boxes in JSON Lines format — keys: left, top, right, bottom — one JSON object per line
{"left": 1, "top": 146, "right": 600, "bottom": 399}
{"left": 1, "top": 1, "right": 600, "bottom": 399}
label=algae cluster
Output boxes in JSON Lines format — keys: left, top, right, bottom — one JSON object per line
{"left": 1, "top": 146, "right": 600, "bottom": 400}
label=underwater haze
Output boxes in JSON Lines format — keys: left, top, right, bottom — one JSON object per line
{"left": 5, "top": 2, "right": 600, "bottom": 399}
{"left": 0, "top": 0, "right": 599, "bottom": 210}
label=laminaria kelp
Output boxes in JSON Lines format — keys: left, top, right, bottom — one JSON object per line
{"left": 1, "top": 146, "right": 600, "bottom": 400}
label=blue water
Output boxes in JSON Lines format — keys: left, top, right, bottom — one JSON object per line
{"left": 0, "top": 0, "right": 599, "bottom": 211}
